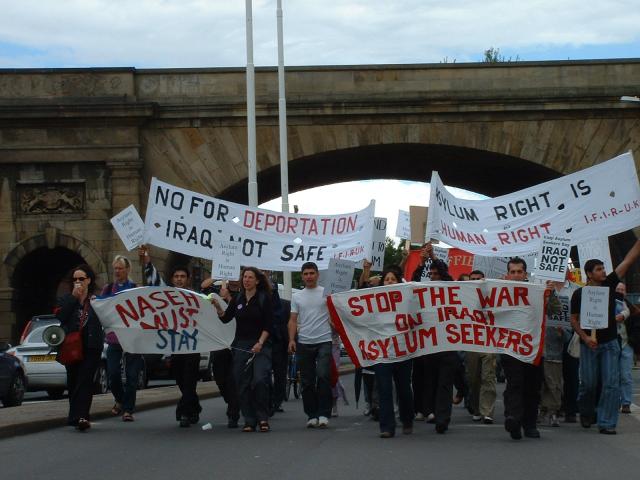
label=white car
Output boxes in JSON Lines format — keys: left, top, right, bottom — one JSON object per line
{"left": 7, "top": 315, "right": 108, "bottom": 399}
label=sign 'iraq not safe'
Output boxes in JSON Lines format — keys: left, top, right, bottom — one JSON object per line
{"left": 143, "top": 178, "right": 375, "bottom": 271}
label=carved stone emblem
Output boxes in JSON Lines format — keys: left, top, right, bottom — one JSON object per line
{"left": 18, "top": 183, "right": 84, "bottom": 214}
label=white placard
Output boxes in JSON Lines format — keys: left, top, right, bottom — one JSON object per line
{"left": 426, "top": 152, "right": 640, "bottom": 256}
{"left": 143, "top": 178, "right": 375, "bottom": 271}
{"left": 359, "top": 217, "right": 387, "bottom": 272}
{"left": 212, "top": 240, "right": 241, "bottom": 280}
{"left": 579, "top": 286, "right": 610, "bottom": 330}
{"left": 432, "top": 245, "right": 450, "bottom": 263}
{"left": 577, "top": 238, "right": 613, "bottom": 273}
{"left": 535, "top": 234, "right": 572, "bottom": 281}
{"left": 111, "top": 205, "right": 145, "bottom": 251}
{"left": 395, "top": 210, "right": 411, "bottom": 239}
{"left": 321, "top": 258, "right": 356, "bottom": 297}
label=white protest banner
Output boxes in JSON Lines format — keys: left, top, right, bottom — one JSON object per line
{"left": 472, "top": 252, "right": 538, "bottom": 280}
{"left": 577, "top": 238, "right": 613, "bottom": 273}
{"left": 358, "top": 217, "right": 387, "bottom": 272}
{"left": 111, "top": 205, "right": 145, "bottom": 251}
{"left": 395, "top": 210, "right": 411, "bottom": 239}
{"left": 143, "top": 178, "right": 375, "bottom": 271}
{"left": 426, "top": 152, "right": 640, "bottom": 256}
{"left": 212, "top": 240, "right": 241, "bottom": 280}
{"left": 579, "top": 286, "right": 610, "bottom": 330}
{"left": 535, "top": 234, "right": 572, "bottom": 282}
{"left": 328, "top": 280, "right": 546, "bottom": 368}
{"left": 92, "top": 287, "right": 235, "bottom": 354}
{"left": 320, "top": 258, "right": 357, "bottom": 297}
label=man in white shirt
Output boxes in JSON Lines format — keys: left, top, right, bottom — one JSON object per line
{"left": 288, "top": 262, "right": 333, "bottom": 428}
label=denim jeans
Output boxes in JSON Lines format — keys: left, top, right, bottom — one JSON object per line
{"left": 297, "top": 342, "right": 332, "bottom": 419}
{"left": 579, "top": 339, "right": 621, "bottom": 429}
{"left": 619, "top": 343, "right": 634, "bottom": 406}
{"left": 106, "top": 344, "right": 144, "bottom": 413}
{"left": 562, "top": 340, "right": 579, "bottom": 416}
{"left": 373, "top": 360, "right": 413, "bottom": 434}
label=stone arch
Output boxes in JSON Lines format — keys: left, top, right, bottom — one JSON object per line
{"left": 2, "top": 231, "right": 108, "bottom": 341}
{"left": 3, "top": 230, "right": 108, "bottom": 287}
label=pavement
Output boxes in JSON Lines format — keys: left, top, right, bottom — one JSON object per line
{"left": 2, "top": 370, "right": 640, "bottom": 480}
{"left": 0, "top": 364, "right": 356, "bottom": 439}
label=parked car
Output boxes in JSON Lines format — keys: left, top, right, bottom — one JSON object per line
{"left": 9, "top": 315, "right": 214, "bottom": 398}
{"left": 7, "top": 315, "right": 108, "bottom": 399}
{"left": 0, "top": 342, "right": 27, "bottom": 407}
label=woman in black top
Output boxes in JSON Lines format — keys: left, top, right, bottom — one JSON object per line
{"left": 213, "top": 267, "right": 273, "bottom": 432}
{"left": 56, "top": 264, "right": 104, "bottom": 431}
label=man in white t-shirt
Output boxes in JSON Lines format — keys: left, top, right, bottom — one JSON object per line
{"left": 288, "top": 261, "right": 333, "bottom": 428}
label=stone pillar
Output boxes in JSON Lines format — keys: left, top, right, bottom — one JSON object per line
{"left": 106, "top": 158, "right": 145, "bottom": 285}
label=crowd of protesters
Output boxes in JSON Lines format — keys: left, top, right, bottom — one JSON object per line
{"left": 56, "top": 239, "right": 640, "bottom": 440}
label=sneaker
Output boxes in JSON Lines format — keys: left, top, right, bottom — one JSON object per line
{"left": 549, "top": 414, "right": 559, "bottom": 427}
{"left": 483, "top": 416, "right": 494, "bottom": 424}
{"left": 524, "top": 428, "right": 541, "bottom": 438}
{"left": 306, "top": 418, "right": 319, "bottom": 428}
{"left": 426, "top": 413, "right": 435, "bottom": 424}
{"left": 77, "top": 418, "right": 91, "bottom": 431}
{"left": 435, "top": 423, "right": 448, "bottom": 434}
{"left": 379, "top": 431, "right": 394, "bottom": 438}
{"left": 621, "top": 404, "right": 631, "bottom": 414}
{"left": 472, "top": 415, "right": 482, "bottom": 422}
{"left": 599, "top": 428, "right": 617, "bottom": 435}
{"left": 363, "top": 403, "right": 372, "bottom": 416}
{"left": 318, "top": 416, "right": 329, "bottom": 428}
{"left": 415, "top": 412, "right": 425, "bottom": 421}
{"left": 580, "top": 415, "right": 592, "bottom": 429}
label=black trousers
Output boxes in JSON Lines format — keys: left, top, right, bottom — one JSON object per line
{"left": 270, "top": 332, "right": 288, "bottom": 409}
{"left": 65, "top": 348, "right": 102, "bottom": 424}
{"left": 412, "top": 356, "right": 428, "bottom": 415}
{"left": 172, "top": 353, "right": 201, "bottom": 420}
{"left": 562, "top": 341, "right": 579, "bottom": 416}
{"left": 212, "top": 349, "right": 240, "bottom": 420}
{"left": 423, "top": 351, "right": 457, "bottom": 426}
{"left": 501, "top": 354, "right": 543, "bottom": 429}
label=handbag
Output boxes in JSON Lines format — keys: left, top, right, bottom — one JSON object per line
{"left": 567, "top": 332, "right": 580, "bottom": 359}
{"left": 57, "top": 300, "right": 89, "bottom": 366}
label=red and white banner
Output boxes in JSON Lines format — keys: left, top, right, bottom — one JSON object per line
{"left": 92, "top": 287, "right": 235, "bottom": 354}
{"left": 328, "top": 281, "right": 546, "bottom": 368}
{"left": 426, "top": 152, "right": 640, "bottom": 256}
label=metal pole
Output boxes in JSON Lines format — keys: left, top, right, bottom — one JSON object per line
{"left": 277, "top": 0, "right": 293, "bottom": 300}
{"left": 246, "top": 0, "right": 258, "bottom": 207}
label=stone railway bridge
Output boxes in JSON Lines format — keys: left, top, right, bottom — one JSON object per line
{"left": 1, "top": 59, "right": 639, "bottom": 341}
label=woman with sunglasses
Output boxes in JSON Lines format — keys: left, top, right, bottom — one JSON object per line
{"left": 56, "top": 264, "right": 104, "bottom": 431}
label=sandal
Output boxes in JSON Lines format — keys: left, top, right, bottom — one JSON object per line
{"left": 111, "top": 403, "right": 123, "bottom": 416}
{"left": 242, "top": 425, "right": 256, "bottom": 432}
{"left": 122, "top": 412, "right": 134, "bottom": 422}
{"left": 259, "top": 421, "right": 270, "bottom": 432}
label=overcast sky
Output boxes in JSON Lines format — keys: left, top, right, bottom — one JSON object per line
{"left": 1, "top": 0, "right": 638, "bottom": 68}
{"left": 2, "top": 1, "right": 636, "bottom": 242}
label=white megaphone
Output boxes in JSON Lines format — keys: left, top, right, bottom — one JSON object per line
{"left": 42, "top": 325, "right": 66, "bottom": 348}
